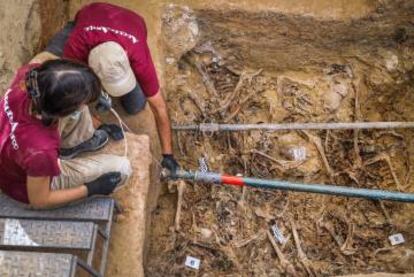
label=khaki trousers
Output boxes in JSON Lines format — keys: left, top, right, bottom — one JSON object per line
{"left": 51, "top": 106, "right": 131, "bottom": 190}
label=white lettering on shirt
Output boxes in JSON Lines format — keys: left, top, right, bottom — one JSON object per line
{"left": 3, "top": 89, "right": 19, "bottom": 150}
{"left": 84, "top": 25, "right": 139, "bottom": 44}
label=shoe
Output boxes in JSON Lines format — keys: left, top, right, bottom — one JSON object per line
{"left": 60, "top": 130, "right": 109, "bottom": 160}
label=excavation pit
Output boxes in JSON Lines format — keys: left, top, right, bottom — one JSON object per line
{"left": 147, "top": 3, "right": 414, "bottom": 276}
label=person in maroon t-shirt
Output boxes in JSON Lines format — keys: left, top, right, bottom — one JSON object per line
{"left": 0, "top": 58, "right": 130, "bottom": 208}
{"left": 45, "top": 2, "right": 179, "bottom": 175}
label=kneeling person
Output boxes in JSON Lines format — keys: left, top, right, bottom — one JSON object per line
{"left": 0, "top": 59, "right": 131, "bottom": 208}
{"left": 46, "top": 2, "right": 179, "bottom": 174}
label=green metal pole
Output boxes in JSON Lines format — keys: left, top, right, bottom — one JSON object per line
{"left": 171, "top": 170, "right": 414, "bottom": 203}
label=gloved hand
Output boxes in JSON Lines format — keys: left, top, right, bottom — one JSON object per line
{"left": 85, "top": 172, "right": 121, "bottom": 197}
{"left": 161, "top": 154, "right": 180, "bottom": 176}
{"left": 98, "top": 123, "right": 124, "bottom": 141}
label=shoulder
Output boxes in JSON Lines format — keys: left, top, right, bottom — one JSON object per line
{"left": 19, "top": 124, "right": 60, "bottom": 149}
{"left": 15, "top": 63, "right": 38, "bottom": 78}
{"left": 4, "top": 64, "right": 38, "bottom": 98}
{"left": 13, "top": 63, "right": 39, "bottom": 83}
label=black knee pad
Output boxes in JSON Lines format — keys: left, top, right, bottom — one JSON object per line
{"left": 120, "top": 84, "right": 147, "bottom": 115}
{"left": 122, "top": 98, "right": 147, "bottom": 115}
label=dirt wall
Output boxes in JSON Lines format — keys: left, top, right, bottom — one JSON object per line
{"left": 103, "top": 133, "right": 152, "bottom": 277}
{"left": 0, "top": 0, "right": 68, "bottom": 94}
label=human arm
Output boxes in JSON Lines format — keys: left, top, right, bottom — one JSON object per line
{"left": 147, "top": 92, "right": 180, "bottom": 174}
{"left": 26, "top": 172, "right": 121, "bottom": 209}
{"left": 24, "top": 151, "right": 84, "bottom": 209}
{"left": 26, "top": 176, "right": 87, "bottom": 209}
{"left": 29, "top": 52, "right": 59, "bottom": 65}
{"left": 147, "top": 91, "right": 173, "bottom": 154}
{"left": 130, "top": 35, "right": 178, "bottom": 169}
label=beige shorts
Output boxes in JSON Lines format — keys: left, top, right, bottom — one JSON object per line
{"left": 52, "top": 105, "right": 131, "bottom": 190}
{"left": 51, "top": 154, "right": 131, "bottom": 190}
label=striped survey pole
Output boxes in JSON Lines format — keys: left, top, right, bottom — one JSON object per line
{"left": 166, "top": 169, "right": 414, "bottom": 203}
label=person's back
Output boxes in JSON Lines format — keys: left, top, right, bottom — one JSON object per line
{"left": 64, "top": 2, "right": 146, "bottom": 59}
{"left": 0, "top": 64, "right": 60, "bottom": 203}
{"left": 45, "top": 2, "right": 179, "bottom": 175}
{"left": 63, "top": 2, "right": 159, "bottom": 97}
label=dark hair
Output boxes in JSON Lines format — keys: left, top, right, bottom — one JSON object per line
{"left": 26, "top": 59, "right": 101, "bottom": 126}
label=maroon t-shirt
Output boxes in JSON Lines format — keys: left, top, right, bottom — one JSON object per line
{"left": 63, "top": 2, "right": 160, "bottom": 97}
{"left": 0, "top": 64, "right": 61, "bottom": 204}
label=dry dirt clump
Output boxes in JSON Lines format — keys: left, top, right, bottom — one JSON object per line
{"left": 147, "top": 2, "right": 414, "bottom": 276}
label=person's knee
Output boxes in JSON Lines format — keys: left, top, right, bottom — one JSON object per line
{"left": 112, "top": 156, "right": 132, "bottom": 188}
{"left": 112, "top": 156, "right": 132, "bottom": 178}
{"left": 122, "top": 98, "right": 147, "bottom": 115}
{"left": 120, "top": 84, "right": 147, "bottom": 115}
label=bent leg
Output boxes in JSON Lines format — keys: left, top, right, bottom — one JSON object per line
{"left": 59, "top": 105, "right": 96, "bottom": 149}
{"left": 45, "top": 21, "right": 76, "bottom": 57}
{"left": 120, "top": 84, "right": 147, "bottom": 115}
{"left": 51, "top": 154, "right": 132, "bottom": 190}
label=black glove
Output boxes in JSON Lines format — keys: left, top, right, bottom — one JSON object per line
{"left": 85, "top": 172, "right": 121, "bottom": 197}
{"left": 98, "top": 123, "right": 124, "bottom": 141}
{"left": 161, "top": 154, "right": 180, "bottom": 176}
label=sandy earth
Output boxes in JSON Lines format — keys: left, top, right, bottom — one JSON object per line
{"left": 0, "top": 0, "right": 67, "bottom": 92}
{"left": 102, "top": 133, "right": 152, "bottom": 277}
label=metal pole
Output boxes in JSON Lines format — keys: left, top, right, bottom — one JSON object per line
{"left": 171, "top": 170, "right": 414, "bottom": 203}
{"left": 172, "top": 122, "right": 414, "bottom": 132}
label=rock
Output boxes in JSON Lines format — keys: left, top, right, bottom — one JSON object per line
{"left": 200, "top": 228, "right": 213, "bottom": 240}
{"left": 378, "top": 49, "right": 400, "bottom": 72}
{"left": 165, "top": 57, "right": 176, "bottom": 64}
{"left": 103, "top": 133, "right": 152, "bottom": 277}
{"left": 278, "top": 133, "right": 307, "bottom": 161}
{"left": 254, "top": 207, "right": 274, "bottom": 222}
{"left": 277, "top": 132, "right": 322, "bottom": 177}
{"left": 385, "top": 54, "right": 399, "bottom": 72}
{"left": 162, "top": 4, "right": 199, "bottom": 60}
{"left": 324, "top": 78, "right": 350, "bottom": 112}
{"left": 116, "top": 214, "right": 127, "bottom": 223}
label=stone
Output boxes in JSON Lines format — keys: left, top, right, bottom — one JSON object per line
{"left": 200, "top": 228, "right": 213, "bottom": 240}
{"left": 162, "top": 4, "right": 199, "bottom": 60}
{"left": 277, "top": 132, "right": 322, "bottom": 177}
{"left": 103, "top": 133, "right": 152, "bottom": 277}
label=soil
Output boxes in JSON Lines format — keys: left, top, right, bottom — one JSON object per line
{"left": 0, "top": 0, "right": 67, "bottom": 93}
{"left": 69, "top": 0, "right": 414, "bottom": 276}
{"left": 146, "top": 1, "right": 414, "bottom": 276}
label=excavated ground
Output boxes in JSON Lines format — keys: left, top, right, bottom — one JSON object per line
{"left": 1, "top": 0, "right": 414, "bottom": 276}
{"left": 147, "top": 1, "right": 414, "bottom": 276}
